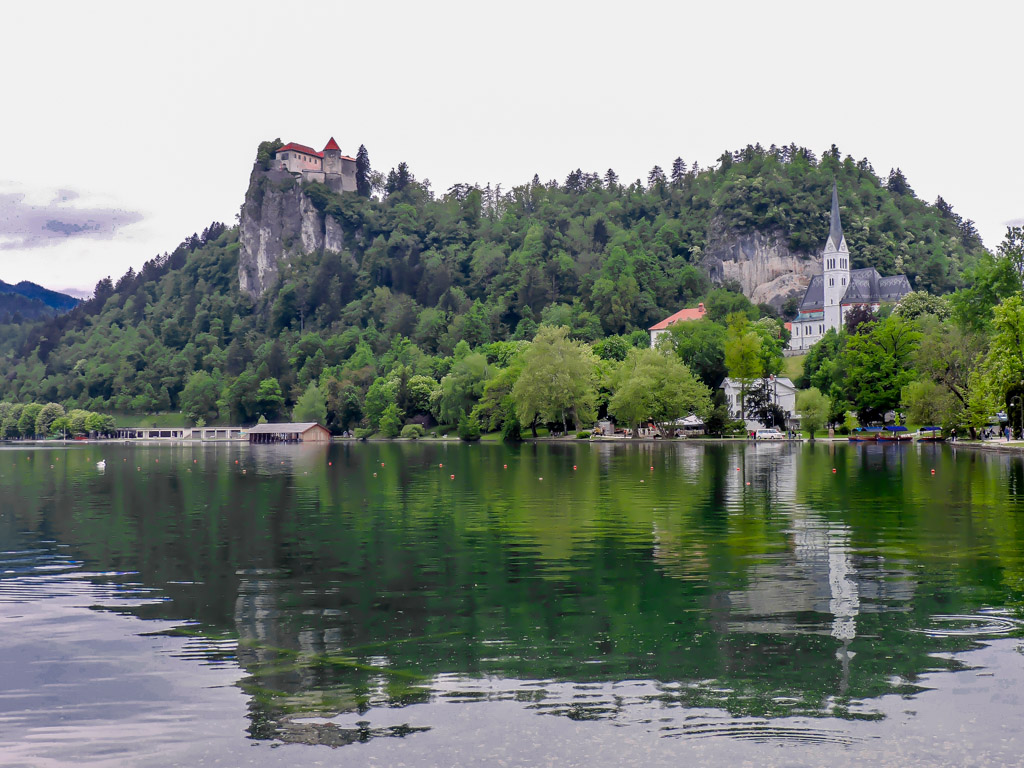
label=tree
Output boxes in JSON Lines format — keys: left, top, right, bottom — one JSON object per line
{"left": 893, "top": 291, "right": 951, "bottom": 321}
{"left": 977, "top": 294, "right": 1024, "bottom": 420}
{"left": 17, "top": 404, "right": 43, "bottom": 438}
{"left": 254, "top": 378, "right": 285, "bottom": 421}
{"left": 458, "top": 411, "right": 482, "bottom": 441}
{"left": 902, "top": 379, "right": 957, "bottom": 428}
{"left": 608, "top": 348, "right": 712, "bottom": 437}
{"left": 667, "top": 319, "right": 728, "bottom": 388}
{"left": 355, "top": 144, "right": 372, "bottom": 197}
{"left": 844, "top": 304, "right": 877, "bottom": 335}
{"left": 670, "top": 157, "right": 687, "bottom": 187}
{"left": 364, "top": 377, "right": 397, "bottom": 430}
{"left": 843, "top": 315, "right": 921, "bottom": 423}
{"left": 35, "top": 403, "right": 65, "bottom": 437}
{"left": 292, "top": 382, "right": 327, "bottom": 424}
{"left": 512, "top": 326, "right": 598, "bottom": 435}
{"left": 723, "top": 315, "right": 763, "bottom": 419}
{"left": 436, "top": 353, "right": 491, "bottom": 425}
{"left": 180, "top": 371, "right": 220, "bottom": 424}
{"left": 379, "top": 403, "right": 403, "bottom": 437}
{"left": 745, "top": 379, "right": 788, "bottom": 429}
{"left": 796, "top": 387, "right": 831, "bottom": 438}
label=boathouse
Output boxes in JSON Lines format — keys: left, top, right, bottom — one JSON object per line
{"left": 247, "top": 422, "right": 331, "bottom": 444}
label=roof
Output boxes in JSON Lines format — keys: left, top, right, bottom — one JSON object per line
{"left": 323, "top": 136, "right": 341, "bottom": 152}
{"left": 649, "top": 303, "right": 706, "bottom": 331}
{"left": 797, "top": 268, "right": 912, "bottom": 312}
{"left": 247, "top": 422, "right": 325, "bottom": 434}
{"left": 797, "top": 275, "right": 824, "bottom": 311}
{"left": 275, "top": 142, "right": 324, "bottom": 159}
{"left": 828, "top": 180, "right": 844, "bottom": 250}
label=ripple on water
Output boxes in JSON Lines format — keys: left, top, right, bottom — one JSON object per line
{"left": 912, "top": 611, "right": 1024, "bottom": 638}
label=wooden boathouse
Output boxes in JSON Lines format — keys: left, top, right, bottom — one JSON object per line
{"left": 247, "top": 422, "right": 331, "bottom": 444}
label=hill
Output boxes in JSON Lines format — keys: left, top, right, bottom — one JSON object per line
{"left": 0, "top": 142, "right": 989, "bottom": 420}
{"left": 0, "top": 280, "right": 79, "bottom": 323}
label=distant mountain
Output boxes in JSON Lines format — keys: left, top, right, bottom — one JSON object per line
{"left": 0, "top": 280, "right": 79, "bottom": 322}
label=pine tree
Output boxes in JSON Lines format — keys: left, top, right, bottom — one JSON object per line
{"left": 648, "top": 165, "right": 666, "bottom": 186}
{"left": 355, "top": 144, "right": 372, "bottom": 197}
{"left": 670, "top": 157, "right": 686, "bottom": 187}
{"left": 603, "top": 168, "right": 619, "bottom": 188}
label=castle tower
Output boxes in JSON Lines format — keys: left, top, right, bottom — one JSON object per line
{"left": 322, "top": 137, "right": 342, "bottom": 175}
{"left": 822, "top": 181, "right": 850, "bottom": 330}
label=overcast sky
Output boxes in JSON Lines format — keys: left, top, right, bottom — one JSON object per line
{"left": 2, "top": 0, "right": 1020, "bottom": 294}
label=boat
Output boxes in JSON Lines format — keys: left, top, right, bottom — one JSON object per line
{"left": 848, "top": 427, "right": 881, "bottom": 442}
{"left": 878, "top": 425, "right": 913, "bottom": 442}
{"left": 916, "top": 426, "right": 945, "bottom": 442}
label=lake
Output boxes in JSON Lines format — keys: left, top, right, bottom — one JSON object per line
{"left": 1, "top": 440, "right": 1023, "bottom": 766}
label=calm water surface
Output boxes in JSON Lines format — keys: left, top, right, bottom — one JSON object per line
{"left": 1, "top": 441, "right": 1023, "bottom": 766}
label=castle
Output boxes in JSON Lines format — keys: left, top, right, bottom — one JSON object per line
{"left": 274, "top": 137, "right": 357, "bottom": 193}
{"left": 787, "top": 183, "right": 911, "bottom": 351}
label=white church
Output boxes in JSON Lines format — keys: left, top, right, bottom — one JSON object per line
{"left": 787, "top": 183, "right": 911, "bottom": 351}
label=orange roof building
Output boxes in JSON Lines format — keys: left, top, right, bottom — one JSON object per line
{"left": 649, "top": 303, "right": 706, "bottom": 347}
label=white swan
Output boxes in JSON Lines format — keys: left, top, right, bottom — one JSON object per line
{"left": 96, "top": 460, "right": 106, "bottom": 469}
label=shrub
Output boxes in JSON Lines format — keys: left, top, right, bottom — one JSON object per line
{"left": 458, "top": 412, "right": 482, "bottom": 441}
{"left": 401, "top": 423, "right": 425, "bottom": 439}
{"left": 354, "top": 427, "right": 374, "bottom": 440}
{"left": 576, "top": 430, "right": 591, "bottom": 439}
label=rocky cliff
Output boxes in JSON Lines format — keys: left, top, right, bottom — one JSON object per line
{"left": 702, "top": 225, "right": 818, "bottom": 309}
{"left": 238, "top": 167, "right": 347, "bottom": 298}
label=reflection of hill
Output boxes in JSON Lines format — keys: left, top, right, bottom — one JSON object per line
{"left": 3, "top": 442, "right": 1023, "bottom": 747}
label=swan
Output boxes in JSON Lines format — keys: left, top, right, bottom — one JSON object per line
{"left": 96, "top": 460, "right": 106, "bottom": 469}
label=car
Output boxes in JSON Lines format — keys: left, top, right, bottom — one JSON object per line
{"left": 755, "top": 428, "right": 785, "bottom": 440}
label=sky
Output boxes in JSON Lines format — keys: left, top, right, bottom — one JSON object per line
{"left": 1, "top": 0, "right": 1021, "bottom": 294}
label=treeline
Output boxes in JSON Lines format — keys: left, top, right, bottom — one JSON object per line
{"left": 0, "top": 401, "right": 115, "bottom": 439}
{"left": 0, "top": 142, "right": 991, "bottom": 429}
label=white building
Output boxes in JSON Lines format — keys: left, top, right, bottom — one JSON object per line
{"left": 720, "top": 375, "right": 798, "bottom": 430}
{"left": 788, "top": 183, "right": 912, "bottom": 352}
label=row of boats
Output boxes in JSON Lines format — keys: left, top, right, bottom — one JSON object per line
{"left": 848, "top": 426, "right": 944, "bottom": 442}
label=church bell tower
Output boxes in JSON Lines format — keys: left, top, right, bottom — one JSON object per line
{"left": 822, "top": 181, "right": 850, "bottom": 330}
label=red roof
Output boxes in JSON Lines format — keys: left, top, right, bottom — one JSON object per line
{"left": 276, "top": 142, "right": 323, "bottom": 159}
{"left": 784, "top": 322, "right": 792, "bottom": 332}
{"left": 649, "top": 303, "right": 707, "bottom": 331}
{"left": 323, "top": 137, "right": 341, "bottom": 152}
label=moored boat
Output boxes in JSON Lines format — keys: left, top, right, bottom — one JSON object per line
{"left": 916, "top": 426, "right": 945, "bottom": 442}
{"left": 848, "top": 427, "right": 880, "bottom": 442}
{"left": 879, "top": 425, "right": 912, "bottom": 442}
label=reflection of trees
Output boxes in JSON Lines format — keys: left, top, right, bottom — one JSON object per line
{"left": 4, "top": 441, "right": 1024, "bottom": 745}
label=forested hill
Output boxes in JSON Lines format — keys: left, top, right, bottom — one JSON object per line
{"left": 0, "top": 280, "right": 78, "bottom": 323}
{"left": 0, "top": 142, "right": 988, "bottom": 417}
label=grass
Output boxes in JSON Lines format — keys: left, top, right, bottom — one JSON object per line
{"left": 782, "top": 354, "right": 806, "bottom": 381}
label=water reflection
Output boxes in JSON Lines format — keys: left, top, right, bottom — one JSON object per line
{"left": 2, "top": 441, "right": 1024, "bottom": 758}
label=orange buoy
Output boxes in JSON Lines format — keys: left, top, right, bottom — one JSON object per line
{"left": 439, "top": 463, "right": 443, "bottom": 468}
{"left": 832, "top": 468, "right": 837, "bottom": 474}
{"left": 329, "top": 461, "right": 333, "bottom": 466}
{"left": 931, "top": 469, "right": 936, "bottom": 475}
{"left": 503, "top": 464, "right": 507, "bottom": 469}
{"left": 235, "top": 460, "right": 239, "bottom": 464}
{"left": 381, "top": 462, "right": 385, "bottom": 467}
{"left": 573, "top": 465, "right": 577, "bottom": 470}
{"left": 650, "top": 466, "right": 654, "bottom": 471}
{"left": 746, "top": 482, "right": 751, "bottom": 486}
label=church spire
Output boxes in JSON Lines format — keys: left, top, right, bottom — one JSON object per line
{"left": 829, "top": 180, "right": 844, "bottom": 250}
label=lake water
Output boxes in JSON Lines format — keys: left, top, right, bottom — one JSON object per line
{"left": 1, "top": 440, "right": 1023, "bottom": 767}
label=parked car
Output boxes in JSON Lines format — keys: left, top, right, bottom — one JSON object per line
{"left": 755, "top": 428, "right": 785, "bottom": 440}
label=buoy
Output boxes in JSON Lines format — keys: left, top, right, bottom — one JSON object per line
{"left": 832, "top": 468, "right": 837, "bottom": 474}
{"left": 539, "top": 477, "right": 543, "bottom": 481}
{"left": 503, "top": 464, "right": 507, "bottom": 469}
{"left": 381, "top": 462, "right": 385, "bottom": 467}
{"left": 329, "top": 461, "right": 332, "bottom": 466}
{"left": 450, "top": 474, "right": 455, "bottom": 480}
{"left": 736, "top": 467, "right": 741, "bottom": 471}
{"left": 439, "top": 463, "right": 443, "bottom": 468}
{"left": 193, "top": 459, "right": 196, "bottom": 463}
{"left": 640, "top": 479, "right": 645, "bottom": 483}
{"left": 573, "top": 465, "right": 577, "bottom": 470}
{"left": 746, "top": 481, "right": 751, "bottom": 486}
{"left": 931, "top": 469, "right": 936, "bottom": 475}
{"left": 650, "top": 466, "right": 654, "bottom": 471}
{"left": 373, "top": 472, "right": 377, "bottom": 477}
{"left": 235, "top": 460, "right": 238, "bottom": 464}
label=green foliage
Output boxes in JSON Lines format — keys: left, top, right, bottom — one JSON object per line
{"left": 667, "top": 318, "right": 727, "bottom": 388}
{"left": 457, "top": 411, "right": 482, "bottom": 441}
{"left": 512, "top": 326, "right": 598, "bottom": 433}
{"left": 608, "top": 348, "right": 712, "bottom": 435}
{"left": 843, "top": 315, "right": 921, "bottom": 423}
{"left": 400, "top": 423, "right": 425, "bottom": 439}
{"left": 354, "top": 427, "right": 374, "bottom": 440}
{"left": 795, "top": 387, "right": 830, "bottom": 437}
{"left": 576, "top": 430, "right": 591, "bottom": 439}
{"left": 893, "top": 291, "right": 951, "bottom": 321}
{"left": 34, "top": 402, "right": 65, "bottom": 437}
{"left": 180, "top": 371, "right": 220, "bottom": 425}
{"left": 292, "top": 382, "right": 328, "bottom": 424}
{"left": 379, "top": 404, "right": 403, "bottom": 438}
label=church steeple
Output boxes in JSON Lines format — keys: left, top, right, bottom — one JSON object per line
{"left": 829, "top": 180, "right": 844, "bottom": 250}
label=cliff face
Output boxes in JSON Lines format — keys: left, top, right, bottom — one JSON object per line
{"left": 702, "top": 226, "right": 818, "bottom": 309}
{"left": 237, "top": 166, "right": 347, "bottom": 298}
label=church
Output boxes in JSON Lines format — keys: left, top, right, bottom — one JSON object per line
{"left": 787, "top": 183, "right": 912, "bottom": 351}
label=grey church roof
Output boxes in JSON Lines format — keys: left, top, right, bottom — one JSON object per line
{"left": 829, "top": 181, "right": 843, "bottom": 250}
{"left": 798, "top": 268, "right": 912, "bottom": 311}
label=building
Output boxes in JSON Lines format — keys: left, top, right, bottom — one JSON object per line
{"left": 274, "top": 138, "right": 357, "bottom": 193}
{"left": 788, "top": 183, "right": 912, "bottom": 352}
{"left": 247, "top": 422, "right": 331, "bottom": 444}
{"left": 648, "top": 303, "right": 707, "bottom": 347}
{"left": 720, "top": 376, "right": 797, "bottom": 430}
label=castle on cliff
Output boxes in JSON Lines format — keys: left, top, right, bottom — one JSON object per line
{"left": 787, "top": 183, "right": 911, "bottom": 351}
{"left": 274, "top": 138, "right": 357, "bottom": 193}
